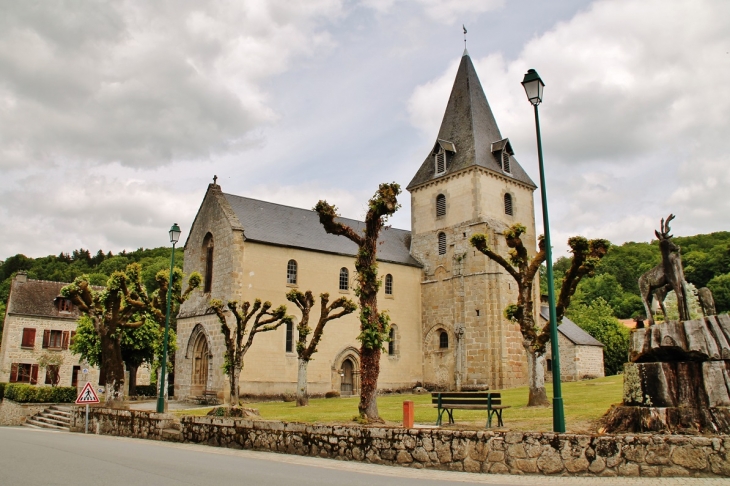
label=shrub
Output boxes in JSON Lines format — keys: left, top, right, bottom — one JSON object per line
{"left": 4, "top": 384, "right": 76, "bottom": 403}
{"left": 0, "top": 382, "right": 6, "bottom": 400}
{"left": 324, "top": 390, "right": 340, "bottom": 399}
{"left": 133, "top": 385, "right": 157, "bottom": 397}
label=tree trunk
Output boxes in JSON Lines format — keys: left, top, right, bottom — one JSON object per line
{"left": 229, "top": 366, "right": 240, "bottom": 406}
{"left": 101, "top": 331, "right": 125, "bottom": 407}
{"left": 296, "top": 358, "right": 309, "bottom": 407}
{"left": 359, "top": 345, "right": 381, "bottom": 421}
{"left": 127, "top": 363, "right": 138, "bottom": 397}
{"left": 525, "top": 342, "right": 549, "bottom": 407}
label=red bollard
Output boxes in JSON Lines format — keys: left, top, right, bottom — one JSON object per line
{"left": 403, "top": 400, "right": 414, "bottom": 429}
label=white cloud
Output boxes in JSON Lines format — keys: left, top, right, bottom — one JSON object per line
{"left": 361, "top": 0, "right": 503, "bottom": 23}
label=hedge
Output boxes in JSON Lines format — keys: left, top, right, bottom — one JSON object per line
{"left": 4, "top": 384, "right": 76, "bottom": 403}
{"left": 0, "top": 383, "right": 6, "bottom": 401}
{"left": 133, "top": 385, "right": 157, "bottom": 397}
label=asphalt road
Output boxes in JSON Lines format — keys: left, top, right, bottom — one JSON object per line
{"left": 0, "top": 428, "right": 725, "bottom": 486}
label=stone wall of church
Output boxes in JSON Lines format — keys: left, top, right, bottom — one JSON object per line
{"left": 410, "top": 168, "right": 533, "bottom": 391}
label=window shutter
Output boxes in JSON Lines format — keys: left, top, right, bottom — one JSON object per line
{"left": 30, "top": 364, "right": 39, "bottom": 385}
{"left": 435, "top": 151, "right": 445, "bottom": 174}
{"left": 502, "top": 151, "right": 511, "bottom": 173}
{"left": 504, "top": 193, "right": 513, "bottom": 216}
{"left": 10, "top": 363, "right": 18, "bottom": 383}
{"left": 436, "top": 194, "right": 446, "bottom": 217}
{"left": 21, "top": 328, "right": 36, "bottom": 348}
{"left": 42, "top": 329, "right": 51, "bottom": 349}
{"left": 70, "top": 331, "right": 76, "bottom": 346}
{"left": 62, "top": 331, "right": 70, "bottom": 350}
{"left": 438, "top": 232, "right": 447, "bottom": 255}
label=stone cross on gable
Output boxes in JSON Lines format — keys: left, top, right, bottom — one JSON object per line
{"left": 213, "top": 175, "right": 218, "bottom": 184}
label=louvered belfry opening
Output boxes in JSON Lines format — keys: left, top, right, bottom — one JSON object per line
{"left": 435, "top": 150, "right": 445, "bottom": 174}
{"left": 438, "top": 232, "right": 446, "bottom": 255}
{"left": 436, "top": 194, "right": 446, "bottom": 217}
{"left": 504, "top": 193, "right": 513, "bottom": 216}
{"left": 502, "top": 150, "right": 511, "bottom": 173}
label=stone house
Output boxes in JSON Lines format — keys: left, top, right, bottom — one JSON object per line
{"left": 175, "top": 49, "right": 556, "bottom": 401}
{"left": 541, "top": 306, "right": 605, "bottom": 382}
{"left": 0, "top": 272, "right": 149, "bottom": 390}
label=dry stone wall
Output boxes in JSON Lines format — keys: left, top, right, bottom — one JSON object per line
{"left": 0, "top": 400, "right": 49, "bottom": 426}
{"left": 69, "top": 408, "right": 730, "bottom": 478}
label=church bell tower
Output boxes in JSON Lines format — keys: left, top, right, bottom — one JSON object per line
{"left": 408, "top": 50, "right": 539, "bottom": 390}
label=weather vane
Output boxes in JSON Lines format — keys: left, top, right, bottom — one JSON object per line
{"left": 463, "top": 25, "right": 467, "bottom": 50}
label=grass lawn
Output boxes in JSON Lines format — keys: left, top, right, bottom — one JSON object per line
{"left": 175, "top": 375, "right": 623, "bottom": 433}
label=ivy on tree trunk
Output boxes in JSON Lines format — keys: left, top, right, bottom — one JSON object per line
{"left": 314, "top": 182, "right": 400, "bottom": 421}
{"left": 470, "top": 226, "right": 609, "bottom": 406}
{"left": 210, "top": 299, "right": 293, "bottom": 406}
{"left": 286, "top": 290, "right": 356, "bottom": 406}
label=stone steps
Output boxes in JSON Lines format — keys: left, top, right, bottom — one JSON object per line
{"left": 23, "top": 405, "right": 73, "bottom": 432}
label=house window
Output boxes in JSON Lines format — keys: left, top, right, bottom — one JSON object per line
{"left": 287, "top": 260, "right": 298, "bottom": 285}
{"left": 385, "top": 274, "right": 393, "bottom": 295}
{"left": 10, "top": 363, "right": 38, "bottom": 384}
{"left": 435, "top": 149, "right": 446, "bottom": 174}
{"left": 504, "top": 193, "right": 513, "bottom": 216}
{"left": 439, "top": 331, "right": 449, "bottom": 349}
{"left": 21, "top": 328, "right": 36, "bottom": 348}
{"left": 45, "top": 365, "right": 60, "bottom": 385}
{"left": 339, "top": 268, "right": 349, "bottom": 291}
{"left": 57, "top": 298, "right": 73, "bottom": 312}
{"left": 72, "top": 366, "right": 81, "bottom": 387}
{"left": 502, "top": 150, "right": 511, "bottom": 173}
{"left": 203, "top": 234, "right": 214, "bottom": 293}
{"left": 436, "top": 194, "right": 446, "bottom": 217}
{"left": 285, "top": 321, "right": 294, "bottom": 353}
{"left": 438, "top": 232, "right": 446, "bottom": 255}
{"left": 43, "top": 330, "right": 69, "bottom": 350}
{"left": 388, "top": 326, "right": 396, "bottom": 356}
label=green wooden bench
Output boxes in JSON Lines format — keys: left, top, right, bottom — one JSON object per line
{"left": 431, "top": 392, "right": 510, "bottom": 428}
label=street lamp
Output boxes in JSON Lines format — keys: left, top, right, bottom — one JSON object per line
{"left": 521, "top": 69, "right": 565, "bottom": 433}
{"left": 157, "top": 223, "right": 181, "bottom": 413}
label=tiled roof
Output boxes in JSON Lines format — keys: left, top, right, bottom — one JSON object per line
{"left": 540, "top": 306, "right": 604, "bottom": 347}
{"left": 407, "top": 53, "right": 536, "bottom": 191}
{"left": 7, "top": 278, "right": 81, "bottom": 319}
{"left": 223, "top": 194, "right": 422, "bottom": 267}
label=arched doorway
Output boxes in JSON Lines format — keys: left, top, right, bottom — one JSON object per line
{"left": 191, "top": 332, "right": 209, "bottom": 397}
{"left": 341, "top": 358, "right": 355, "bottom": 396}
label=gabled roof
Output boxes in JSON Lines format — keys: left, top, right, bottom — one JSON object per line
{"left": 7, "top": 277, "right": 81, "bottom": 319}
{"left": 407, "top": 52, "right": 536, "bottom": 190}
{"left": 540, "top": 306, "right": 604, "bottom": 347}
{"left": 223, "top": 194, "right": 422, "bottom": 267}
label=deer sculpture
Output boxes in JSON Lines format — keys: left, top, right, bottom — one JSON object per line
{"left": 638, "top": 214, "right": 691, "bottom": 326}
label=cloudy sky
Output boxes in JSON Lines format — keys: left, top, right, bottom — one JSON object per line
{"left": 1, "top": 0, "right": 729, "bottom": 260}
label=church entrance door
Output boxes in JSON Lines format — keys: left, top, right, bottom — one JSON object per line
{"left": 341, "top": 358, "right": 354, "bottom": 396}
{"left": 191, "top": 332, "right": 209, "bottom": 397}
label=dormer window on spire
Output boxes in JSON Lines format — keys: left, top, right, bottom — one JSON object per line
{"left": 491, "top": 138, "right": 514, "bottom": 174}
{"left": 432, "top": 140, "right": 456, "bottom": 176}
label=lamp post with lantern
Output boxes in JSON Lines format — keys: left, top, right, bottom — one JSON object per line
{"left": 521, "top": 69, "right": 565, "bottom": 433}
{"left": 157, "top": 223, "right": 181, "bottom": 413}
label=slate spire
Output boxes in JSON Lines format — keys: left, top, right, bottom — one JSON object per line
{"left": 407, "top": 51, "right": 535, "bottom": 190}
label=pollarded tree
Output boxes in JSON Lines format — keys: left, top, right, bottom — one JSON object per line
{"left": 470, "top": 225, "right": 609, "bottom": 406}
{"left": 286, "top": 290, "right": 357, "bottom": 406}
{"left": 210, "top": 299, "right": 293, "bottom": 406}
{"left": 314, "top": 182, "right": 400, "bottom": 421}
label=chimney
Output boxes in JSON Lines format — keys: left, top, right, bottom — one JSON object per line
{"left": 15, "top": 271, "right": 27, "bottom": 283}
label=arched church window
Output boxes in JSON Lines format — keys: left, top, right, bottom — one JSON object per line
{"left": 203, "top": 233, "right": 214, "bottom": 293}
{"left": 339, "top": 268, "right": 349, "bottom": 291}
{"left": 438, "top": 232, "right": 446, "bottom": 255}
{"left": 439, "top": 331, "right": 449, "bottom": 349}
{"left": 287, "top": 260, "right": 298, "bottom": 285}
{"left": 388, "top": 325, "right": 397, "bottom": 356}
{"left": 385, "top": 274, "right": 393, "bottom": 295}
{"left": 285, "top": 321, "right": 294, "bottom": 353}
{"left": 436, "top": 194, "right": 446, "bottom": 217}
{"left": 504, "top": 193, "right": 513, "bottom": 216}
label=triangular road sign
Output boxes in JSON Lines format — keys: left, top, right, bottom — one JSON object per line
{"left": 75, "top": 382, "right": 100, "bottom": 404}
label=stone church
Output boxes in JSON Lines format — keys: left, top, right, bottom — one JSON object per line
{"left": 174, "top": 50, "right": 599, "bottom": 401}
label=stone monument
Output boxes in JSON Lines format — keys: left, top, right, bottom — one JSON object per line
{"left": 603, "top": 215, "right": 730, "bottom": 434}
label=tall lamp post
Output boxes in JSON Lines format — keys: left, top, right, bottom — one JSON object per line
{"left": 157, "top": 223, "right": 181, "bottom": 413}
{"left": 521, "top": 69, "right": 565, "bottom": 433}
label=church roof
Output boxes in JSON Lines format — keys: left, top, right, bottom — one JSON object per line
{"left": 223, "top": 194, "right": 422, "bottom": 267}
{"left": 407, "top": 52, "right": 536, "bottom": 191}
{"left": 540, "top": 306, "right": 605, "bottom": 347}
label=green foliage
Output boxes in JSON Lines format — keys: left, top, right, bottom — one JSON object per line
{"left": 708, "top": 273, "right": 730, "bottom": 313}
{"left": 4, "top": 384, "right": 76, "bottom": 403}
{"left": 0, "top": 382, "right": 5, "bottom": 400}
{"left": 566, "top": 298, "right": 630, "bottom": 376}
{"left": 132, "top": 385, "right": 157, "bottom": 396}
